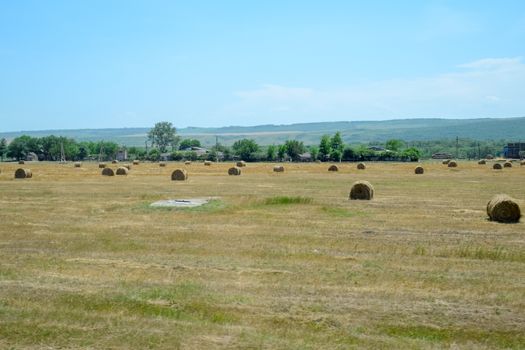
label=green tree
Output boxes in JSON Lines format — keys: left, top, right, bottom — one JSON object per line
{"left": 284, "top": 140, "right": 306, "bottom": 161}
{"left": 401, "top": 147, "right": 421, "bottom": 161}
{"left": 148, "top": 122, "right": 180, "bottom": 153}
{"left": 7, "top": 135, "right": 32, "bottom": 160}
{"left": 386, "top": 139, "right": 405, "bottom": 152}
{"left": 179, "top": 138, "right": 201, "bottom": 150}
{"left": 148, "top": 148, "right": 160, "bottom": 161}
{"left": 0, "top": 138, "right": 7, "bottom": 160}
{"left": 319, "top": 135, "right": 331, "bottom": 161}
{"left": 232, "top": 139, "right": 259, "bottom": 161}
{"left": 309, "top": 146, "right": 319, "bottom": 161}
{"left": 277, "top": 144, "right": 286, "bottom": 161}
{"left": 266, "top": 145, "right": 277, "bottom": 161}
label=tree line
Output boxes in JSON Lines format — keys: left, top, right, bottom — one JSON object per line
{"left": 0, "top": 121, "right": 506, "bottom": 162}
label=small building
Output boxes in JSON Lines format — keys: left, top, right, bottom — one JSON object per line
{"left": 299, "top": 152, "right": 312, "bottom": 162}
{"left": 26, "top": 152, "right": 39, "bottom": 161}
{"left": 116, "top": 149, "right": 128, "bottom": 161}
{"left": 432, "top": 152, "right": 453, "bottom": 159}
{"left": 503, "top": 143, "right": 525, "bottom": 159}
{"left": 182, "top": 147, "right": 208, "bottom": 157}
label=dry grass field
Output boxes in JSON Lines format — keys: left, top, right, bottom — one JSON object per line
{"left": 0, "top": 161, "right": 524, "bottom": 349}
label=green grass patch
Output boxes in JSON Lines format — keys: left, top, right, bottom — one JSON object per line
{"left": 263, "top": 196, "right": 313, "bottom": 205}
{"left": 320, "top": 206, "right": 365, "bottom": 218}
{"left": 382, "top": 324, "right": 525, "bottom": 348}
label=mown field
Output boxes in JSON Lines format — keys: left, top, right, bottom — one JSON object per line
{"left": 0, "top": 161, "right": 524, "bottom": 349}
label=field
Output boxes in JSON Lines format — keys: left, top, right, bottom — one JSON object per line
{"left": 0, "top": 161, "right": 524, "bottom": 349}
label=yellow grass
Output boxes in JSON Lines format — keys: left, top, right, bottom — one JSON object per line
{"left": 0, "top": 161, "right": 524, "bottom": 349}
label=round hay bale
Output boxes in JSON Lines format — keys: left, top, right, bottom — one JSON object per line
{"left": 101, "top": 168, "right": 115, "bottom": 176}
{"left": 116, "top": 167, "right": 128, "bottom": 175}
{"left": 171, "top": 169, "right": 188, "bottom": 181}
{"left": 228, "top": 167, "right": 241, "bottom": 176}
{"left": 123, "top": 164, "right": 131, "bottom": 170}
{"left": 448, "top": 161, "right": 458, "bottom": 168}
{"left": 414, "top": 166, "right": 424, "bottom": 174}
{"left": 486, "top": 194, "right": 521, "bottom": 223}
{"left": 14, "top": 168, "right": 32, "bottom": 179}
{"left": 236, "top": 161, "right": 246, "bottom": 167}
{"left": 18, "top": 160, "right": 25, "bottom": 165}
{"left": 349, "top": 181, "right": 374, "bottom": 200}
{"left": 504, "top": 162, "right": 512, "bottom": 168}
{"left": 133, "top": 160, "right": 139, "bottom": 165}
{"left": 442, "top": 159, "right": 450, "bottom": 165}
{"left": 478, "top": 159, "right": 486, "bottom": 165}
{"left": 184, "top": 161, "right": 191, "bottom": 165}
{"left": 74, "top": 162, "right": 82, "bottom": 168}
{"left": 357, "top": 163, "right": 366, "bottom": 170}
{"left": 204, "top": 161, "right": 212, "bottom": 166}
{"left": 98, "top": 163, "right": 106, "bottom": 168}
{"left": 493, "top": 163, "right": 503, "bottom": 170}
{"left": 159, "top": 162, "right": 166, "bottom": 167}
{"left": 521, "top": 160, "right": 525, "bottom": 166}
{"left": 273, "top": 165, "right": 285, "bottom": 172}
{"left": 328, "top": 165, "right": 338, "bottom": 172}
{"left": 112, "top": 160, "right": 119, "bottom": 164}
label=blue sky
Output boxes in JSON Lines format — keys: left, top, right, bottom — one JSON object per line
{"left": 1, "top": 1, "right": 524, "bottom": 131}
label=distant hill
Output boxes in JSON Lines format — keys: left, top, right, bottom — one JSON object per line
{"left": 1, "top": 117, "right": 524, "bottom": 146}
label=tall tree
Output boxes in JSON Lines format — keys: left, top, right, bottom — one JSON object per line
{"left": 148, "top": 122, "right": 180, "bottom": 153}
{"left": 330, "top": 132, "right": 344, "bottom": 162}
{"left": 386, "top": 139, "right": 405, "bottom": 152}
{"left": 179, "top": 138, "right": 201, "bottom": 150}
{"left": 0, "top": 138, "right": 7, "bottom": 160}
{"left": 232, "top": 138, "right": 259, "bottom": 161}
{"left": 284, "top": 140, "right": 306, "bottom": 161}
{"left": 277, "top": 144, "right": 286, "bottom": 161}
{"left": 318, "top": 135, "right": 331, "bottom": 161}
{"left": 7, "top": 135, "right": 32, "bottom": 160}
{"left": 266, "top": 145, "right": 277, "bottom": 161}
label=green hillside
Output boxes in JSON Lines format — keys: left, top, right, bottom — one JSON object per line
{"left": 1, "top": 117, "right": 524, "bottom": 146}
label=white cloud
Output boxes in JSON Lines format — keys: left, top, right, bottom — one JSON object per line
{"left": 231, "top": 57, "right": 525, "bottom": 120}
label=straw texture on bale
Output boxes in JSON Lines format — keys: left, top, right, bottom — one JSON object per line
{"left": 74, "top": 162, "right": 81, "bottom": 167}
{"left": 328, "top": 165, "right": 338, "bottom": 172}
{"left": 18, "top": 160, "right": 25, "bottom": 164}
{"left": 521, "top": 161, "right": 525, "bottom": 166}
{"left": 478, "top": 159, "right": 486, "bottom": 165}
{"left": 14, "top": 168, "right": 32, "bottom": 179}
{"left": 357, "top": 163, "right": 366, "bottom": 170}
{"left": 123, "top": 164, "right": 131, "bottom": 170}
{"left": 236, "top": 161, "right": 246, "bottom": 167}
{"left": 184, "top": 161, "right": 191, "bottom": 165}
{"left": 101, "top": 168, "right": 115, "bottom": 176}
{"left": 486, "top": 194, "right": 521, "bottom": 223}
{"left": 133, "top": 160, "right": 139, "bottom": 165}
{"left": 448, "top": 161, "right": 458, "bottom": 168}
{"left": 159, "top": 162, "right": 166, "bottom": 167}
{"left": 204, "top": 161, "right": 212, "bottom": 166}
{"left": 228, "top": 167, "right": 241, "bottom": 176}
{"left": 493, "top": 163, "right": 503, "bottom": 170}
{"left": 112, "top": 160, "right": 119, "bottom": 164}
{"left": 414, "top": 166, "right": 424, "bottom": 174}
{"left": 273, "top": 165, "right": 285, "bottom": 172}
{"left": 98, "top": 163, "right": 106, "bottom": 168}
{"left": 442, "top": 159, "right": 450, "bottom": 164}
{"left": 349, "top": 181, "right": 374, "bottom": 200}
{"left": 171, "top": 169, "right": 188, "bottom": 181}
{"left": 116, "top": 167, "right": 128, "bottom": 175}
{"left": 504, "top": 162, "right": 512, "bottom": 168}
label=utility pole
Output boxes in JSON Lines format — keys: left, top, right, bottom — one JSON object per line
{"left": 60, "top": 142, "right": 66, "bottom": 163}
{"left": 478, "top": 142, "right": 481, "bottom": 159}
{"left": 456, "top": 136, "right": 459, "bottom": 159}
{"left": 215, "top": 135, "right": 219, "bottom": 162}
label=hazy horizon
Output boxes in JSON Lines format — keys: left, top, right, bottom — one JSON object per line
{"left": 1, "top": 1, "right": 524, "bottom": 131}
